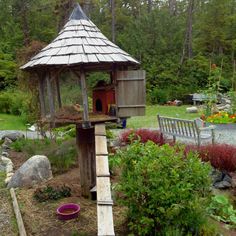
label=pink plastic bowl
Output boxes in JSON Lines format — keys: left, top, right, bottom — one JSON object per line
{"left": 57, "top": 203, "right": 80, "bottom": 220}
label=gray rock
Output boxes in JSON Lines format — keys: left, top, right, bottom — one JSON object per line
{"left": 211, "top": 170, "right": 232, "bottom": 189}
{"left": 2, "top": 144, "right": 10, "bottom": 151}
{"left": 1, "top": 156, "right": 12, "bottom": 165}
{"left": 223, "top": 174, "right": 232, "bottom": 184}
{"left": 3, "top": 137, "right": 12, "bottom": 146}
{"left": 1, "top": 132, "right": 24, "bottom": 142}
{"left": 186, "top": 106, "right": 198, "bottom": 113}
{"left": 211, "top": 169, "right": 223, "bottom": 184}
{"left": 214, "top": 180, "right": 232, "bottom": 189}
{"left": 7, "top": 155, "right": 52, "bottom": 188}
{"left": 5, "top": 164, "right": 13, "bottom": 173}
{"left": 1, "top": 152, "right": 9, "bottom": 158}
{"left": 0, "top": 164, "right": 5, "bottom": 171}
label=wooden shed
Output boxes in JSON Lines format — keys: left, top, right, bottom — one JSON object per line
{"left": 21, "top": 4, "right": 146, "bottom": 197}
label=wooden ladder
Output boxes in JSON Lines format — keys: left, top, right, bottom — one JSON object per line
{"left": 95, "top": 124, "right": 115, "bottom": 236}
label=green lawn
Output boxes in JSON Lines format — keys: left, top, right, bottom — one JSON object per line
{"left": 0, "top": 105, "right": 200, "bottom": 130}
{"left": 0, "top": 114, "right": 26, "bottom": 130}
{"left": 127, "top": 105, "right": 201, "bottom": 129}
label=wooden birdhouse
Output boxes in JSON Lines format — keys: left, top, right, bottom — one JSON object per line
{"left": 21, "top": 4, "right": 145, "bottom": 197}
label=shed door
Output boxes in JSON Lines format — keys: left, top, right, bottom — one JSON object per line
{"left": 117, "top": 70, "right": 146, "bottom": 117}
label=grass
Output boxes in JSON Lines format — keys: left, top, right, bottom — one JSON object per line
{"left": 0, "top": 113, "right": 26, "bottom": 130}
{"left": 127, "top": 105, "right": 201, "bottom": 129}
{"left": 0, "top": 105, "right": 200, "bottom": 130}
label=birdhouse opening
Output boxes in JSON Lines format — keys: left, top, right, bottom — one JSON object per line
{"left": 95, "top": 99, "right": 103, "bottom": 112}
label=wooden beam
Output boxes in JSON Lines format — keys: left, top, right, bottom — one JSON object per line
{"left": 38, "top": 74, "right": 46, "bottom": 118}
{"left": 10, "top": 188, "right": 27, "bottom": 236}
{"left": 55, "top": 75, "right": 62, "bottom": 108}
{"left": 73, "top": 68, "right": 90, "bottom": 128}
{"left": 46, "top": 72, "right": 55, "bottom": 119}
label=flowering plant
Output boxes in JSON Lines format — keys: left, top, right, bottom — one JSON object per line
{"left": 206, "top": 112, "right": 236, "bottom": 124}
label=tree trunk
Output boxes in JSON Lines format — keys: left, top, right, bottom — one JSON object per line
{"left": 57, "top": 0, "right": 76, "bottom": 32}
{"left": 82, "top": 0, "right": 91, "bottom": 17}
{"left": 180, "top": 0, "right": 195, "bottom": 66}
{"left": 168, "top": 0, "right": 177, "bottom": 16}
{"left": 111, "top": 0, "right": 115, "bottom": 43}
{"left": 147, "top": 0, "right": 152, "bottom": 13}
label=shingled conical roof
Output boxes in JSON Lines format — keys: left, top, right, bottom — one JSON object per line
{"left": 21, "top": 4, "right": 139, "bottom": 70}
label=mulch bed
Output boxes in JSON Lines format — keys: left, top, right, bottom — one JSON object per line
{"left": 9, "top": 151, "right": 128, "bottom": 236}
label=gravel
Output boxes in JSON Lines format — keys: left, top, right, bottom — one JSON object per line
{"left": 0, "top": 130, "right": 45, "bottom": 140}
{"left": 1, "top": 125, "right": 236, "bottom": 146}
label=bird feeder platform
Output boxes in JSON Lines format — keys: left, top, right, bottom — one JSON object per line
{"left": 40, "top": 106, "right": 118, "bottom": 128}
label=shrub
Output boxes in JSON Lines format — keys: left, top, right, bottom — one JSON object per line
{"left": 11, "top": 138, "right": 77, "bottom": 174}
{"left": 185, "top": 144, "right": 236, "bottom": 172}
{"left": 0, "top": 89, "right": 37, "bottom": 123}
{"left": 115, "top": 141, "right": 212, "bottom": 235}
{"left": 119, "top": 129, "right": 166, "bottom": 146}
{"left": 47, "top": 140, "right": 77, "bottom": 174}
{"left": 147, "top": 87, "right": 170, "bottom": 105}
{"left": 208, "top": 194, "right": 236, "bottom": 228}
{"left": 34, "top": 185, "right": 71, "bottom": 202}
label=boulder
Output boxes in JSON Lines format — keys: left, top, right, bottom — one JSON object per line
{"left": 3, "top": 137, "right": 12, "bottom": 146}
{"left": 7, "top": 155, "right": 52, "bottom": 188}
{"left": 186, "top": 106, "right": 198, "bottom": 113}
{"left": 1, "top": 132, "right": 24, "bottom": 142}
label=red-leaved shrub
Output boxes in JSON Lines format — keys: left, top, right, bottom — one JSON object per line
{"left": 119, "top": 129, "right": 166, "bottom": 146}
{"left": 186, "top": 144, "right": 236, "bottom": 172}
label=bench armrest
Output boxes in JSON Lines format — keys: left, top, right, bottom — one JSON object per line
{"left": 198, "top": 125, "right": 215, "bottom": 131}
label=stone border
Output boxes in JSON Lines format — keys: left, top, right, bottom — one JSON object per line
{"left": 1, "top": 135, "right": 27, "bottom": 235}
{"left": 0, "top": 137, "right": 14, "bottom": 185}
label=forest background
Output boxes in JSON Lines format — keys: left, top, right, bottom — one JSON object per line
{"left": 0, "top": 0, "right": 236, "bottom": 120}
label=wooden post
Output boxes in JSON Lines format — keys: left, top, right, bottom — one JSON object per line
{"left": 79, "top": 68, "right": 90, "bottom": 128}
{"left": 55, "top": 75, "right": 62, "bottom": 108}
{"left": 111, "top": 66, "right": 118, "bottom": 117}
{"left": 46, "top": 72, "right": 55, "bottom": 119}
{"left": 76, "top": 126, "right": 96, "bottom": 198}
{"left": 38, "top": 75, "right": 46, "bottom": 118}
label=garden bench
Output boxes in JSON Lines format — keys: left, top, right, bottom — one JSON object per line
{"left": 157, "top": 115, "right": 215, "bottom": 146}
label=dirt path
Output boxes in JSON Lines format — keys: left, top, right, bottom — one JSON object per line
{"left": 0, "top": 172, "right": 18, "bottom": 236}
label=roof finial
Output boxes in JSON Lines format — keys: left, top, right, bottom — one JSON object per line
{"left": 69, "top": 3, "right": 89, "bottom": 21}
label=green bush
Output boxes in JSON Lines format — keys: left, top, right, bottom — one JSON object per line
{"left": 34, "top": 185, "right": 71, "bottom": 202}
{"left": 115, "top": 142, "right": 212, "bottom": 235}
{"left": 147, "top": 87, "right": 170, "bottom": 105}
{"left": 208, "top": 194, "right": 236, "bottom": 228}
{"left": 0, "top": 89, "right": 37, "bottom": 123}
{"left": 47, "top": 140, "right": 77, "bottom": 174}
{"left": 0, "top": 92, "right": 11, "bottom": 113}
{"left": 11, "top": 138, "right": 77, "bottom": 174}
